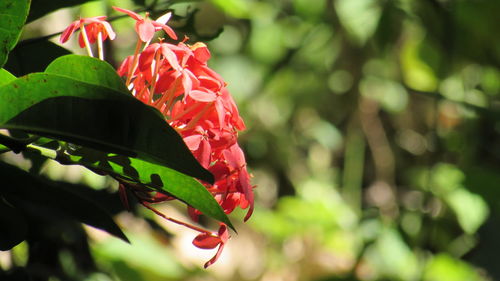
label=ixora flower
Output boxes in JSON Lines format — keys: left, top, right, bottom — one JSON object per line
{"left": 60, "top": 16, "right": 116, "bottom": 59}
{"left": 60, "top": 7, "right": 254, "bottom": 267}
{"left": 112, "top": 6, "right": 177, "bottom": 42}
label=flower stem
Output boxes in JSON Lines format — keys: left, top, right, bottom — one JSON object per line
{"left": 149, "top": 50, "right": 162, "bottom": 104}
{"left": 97, "top": 31, "right": 104, "bottom": 60}
{"left": 140, "top": 201, "right": 213, "bottom": 235}
{"left": 126, "top": 39, "right": 143, "bottom": 86}
{"left": 79, "top": 23, "right": 94, "bottom": 57}
{"left": 153, "top": 77, "right": 180, "bottom": 112}
{"left": 183, "top": 102, "right": 212, "bottom": 131}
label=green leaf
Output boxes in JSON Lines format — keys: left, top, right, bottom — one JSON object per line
{"left": 209, "top": 0, "right": 250, "bottom": 18}
{"left": 0, "top": 161, "right": 128, "bottom": 242}
{"left": 0, "top": 0, "right": 30, "bottom": 67}
{"left": 445, "top": 188, "right": 489, "bottom": 234}
{"left": 27, "top": 0, "right": 97, "bottom": 23}
{"left": 424, "top": 253, "right": 485, "bottom": 281}
{"left": 127, "top": 158, "right": 233, "bottom": 229}
{"left": 334, "top": 0, "right": 382, "bottom": 46}
{"left": 4, "top": 40, "right": 71, "bottom": 77}
{"left": 0, "top": 71, "right": 214, "bottom": 184}
{"left": 0, "top": 68, "right": 16, "bottom": 86}
{"left": 0, "top": 198, "right": 27, "bottom": 250}
{"left": 45, "top": 55, "right": 130, "bottom": 94}
{"left": 33, "top": 144, "right": 233, "bottom": 229}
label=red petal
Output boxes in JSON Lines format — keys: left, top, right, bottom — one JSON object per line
{"left": 215, "top": 99, "right": 226, "bottom": 128}
{"left": 112, "top": 6, "right": 142, "bottom": 21}
{"left": 199, "top": 139, "right": 212, "bottom": 168}
{"left": 138, "top": 43, "right": 159, "bottom": 73}
{"left": 152, "top": 21, "right": 178, "bottom": 40}
{"left": 161, "top": 44, "right": 181, "bottom": 71}
{"left": 136, "top": 20, "right": 155, "bottom": 42}
{"left": 117, "top": 56, "right": 133, "bottom": 77}
{"left": 192, "top": 43, "right": 211, "bottom": 63}
{"left": 183, "top": 134, "right": 202, "bottom": 150}
{"left": 100, "top": 20, "right": 116, "bottom": 40}
{"left": 189, "top": 90, "right": 217, "bottom": 102}
{"left": 59, "top": 21, "right": 79, "bottom": 43}
{"left": 203, "top": 243, "right": 226, "bottom": 268}
{"left": 192, "top": 233, "right": 221, "bottom": 249}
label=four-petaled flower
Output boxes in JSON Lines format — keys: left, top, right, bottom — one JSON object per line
{"left": 60, "top": 16, "right": 116, "bottom": 46}
{"left": 60, "top": 16, "right": 116, "bottom": 59}
{"left": 112, "top": 6, "right": 177, "bottom": 42}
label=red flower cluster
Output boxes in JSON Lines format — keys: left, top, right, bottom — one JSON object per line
{"left": 118, "top": 40, "right": 254, "bottom": 218}
{"left": 60, "top": 7, "right": 254, "bottom": 268}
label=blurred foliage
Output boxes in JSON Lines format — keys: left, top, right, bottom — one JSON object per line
{"left": 2, "top": 0, "right": 500, "bottom": 280}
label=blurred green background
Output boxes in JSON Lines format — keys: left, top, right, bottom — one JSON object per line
{"left": 3, "top": 0, "right": 500, "bottom": 280}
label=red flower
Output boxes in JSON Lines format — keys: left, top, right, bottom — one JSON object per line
{"left": 112, "top": 7, "right": 177, "bottom": 42}
{"left": 60, "top": 16, "right": 116, "bottom": 47}
{"left": 192, "top": 224, "right": 229, "bottom": 268}
{"left": 110, "top": 13, "right": 254, "bottom": 267}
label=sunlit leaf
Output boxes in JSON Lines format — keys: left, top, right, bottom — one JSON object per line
{"left": 446, "top": 188, "right": 489, "bottom": 234}
{"left": 45, "top": 55, "right": 130, "bottom": 94}
{"left": 209, "top": 0, "right": 249, "bottom": 18}
{"left": 335, "top": 0, "right": 382, "bottom": 46}
{"left": 0, "top": 68, "right": 16, "bottom": 86}
{"left": 365, "top": 227, "right": 419, "bottom": 280}
{"left": 0, "top": 0, "right": 30, "bottom": 67}
{"left": 400, "top": 28, "right": 438, "bottom": 92}
{"left": 424, "top": 253, "right": 485, "bottom": 281}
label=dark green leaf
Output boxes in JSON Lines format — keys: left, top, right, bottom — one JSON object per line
{"left": 0, "top": 68, "right": 16, "bottom": 86}
{"left": 0, "top": 161, "right": 129, "bottom": 242}
{"left": 0, "top": 71, "right": 214, "bottom": 184}
{"left": 126, "top": 158, "right": 234, "bottom": 230}
{"left": 0, "top": 198, "right": 27, "bottom": 250}
{"left": 0, "top": 133, "right": 31, "bottom": 153}
{"left": 0, "top": 0, "right": 30, "bottom": 67}
{"left": 33, "top": 143, "right": 234, "bottom": 229}
{"left": 4, "top": 40, "right": 71, "bottom": 77}
{"left": 45, "top": 55, "right": 130, "bottom": 94}
{"left": 27, "top": 0, "right": 97, "bottom": 23}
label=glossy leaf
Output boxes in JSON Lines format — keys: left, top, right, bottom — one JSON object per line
{"left": 0, "top": 71, "right": 213, "bottom": 184}
{"left": 45, "top": 55, "right": 130, "bottom": 94}
{"left": 0, "top": 161, "right": 128, "bottom": 242}
{"left": 0, "top": 0, "right": 30, "bottom": 67}
{"left": 0, "top": 68, "right": 16, "bottom": 86}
